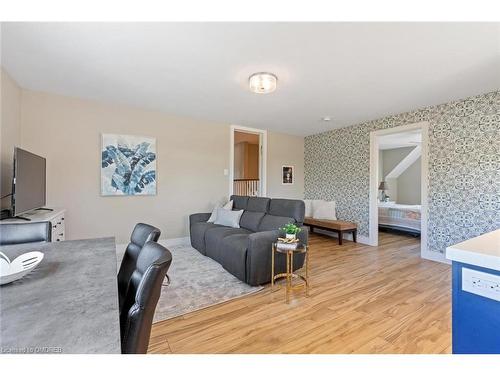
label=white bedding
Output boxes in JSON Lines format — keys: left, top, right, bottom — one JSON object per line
{"left": 378, "top": 202, "right": 421, "bottom": 231}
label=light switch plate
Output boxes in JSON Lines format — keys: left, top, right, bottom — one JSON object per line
{"left": 462, "top": 267, "right": 500, "bottom": 302}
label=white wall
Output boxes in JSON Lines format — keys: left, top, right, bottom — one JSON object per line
{"left": 381, "top": 147, "right": 420, "bottom": 204}
{"left": 397, "top": 156, "right": 421, "bottom": 204}
{"left": 266, "top": 131, "right": 304, "bottom": 199}
{"left": 0, "top": 69, "right": 21, "bottom": 209}
{"left": 19, "top": 89, "right": 231, "bottom": 242}
{"left": 1, "top": 75, "right": 305, "bottom": 242}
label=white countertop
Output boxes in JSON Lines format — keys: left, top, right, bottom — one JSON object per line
{"left": 446, "top": 229, "right": 500, "bottom": 271}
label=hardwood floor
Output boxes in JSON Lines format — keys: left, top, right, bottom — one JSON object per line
{"left": 149, "top": 232, "right": 451, "bottom": 354}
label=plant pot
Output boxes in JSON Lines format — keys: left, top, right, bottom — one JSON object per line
{"left": 286, "top": 233, "right": 296, "bottom": 240}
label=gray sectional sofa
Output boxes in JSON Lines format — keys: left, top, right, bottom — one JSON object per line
{"left": 189, "top": 195, "right": 308, "bottom": 286}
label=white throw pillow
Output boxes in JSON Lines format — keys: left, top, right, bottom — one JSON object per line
{"left": 304, "top": 199, "right": 326, "bottom": 217}
{"left": 312, "top": 201, "right": 337, "bottom": 220}
{"left": 214, "top": 208, "right": 244, "bottom": 228}
{"left": 304, "top": 200, "right": 313, "bottom": 217}
{"left": 207, "top": 200, "right": 233, "bottom": 223}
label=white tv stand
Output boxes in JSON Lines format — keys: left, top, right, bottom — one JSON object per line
{"left": 1, "top": 208, "right": 66, "bottom": 242}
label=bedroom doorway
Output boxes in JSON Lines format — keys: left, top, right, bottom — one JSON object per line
{"left": 369, "top": 122, "right": 437, "bottom": 262}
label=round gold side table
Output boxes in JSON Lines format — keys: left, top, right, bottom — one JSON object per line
{"left": 271, "top": 242, "right": 309, "bottom": 303}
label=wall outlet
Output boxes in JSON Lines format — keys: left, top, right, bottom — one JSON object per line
{"left": 462, "top": 267, "right": 500, "bottom": 302}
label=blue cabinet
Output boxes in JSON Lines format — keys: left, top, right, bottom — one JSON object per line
{"left": 452, "top": 261, "right": 500, "bottom": 354}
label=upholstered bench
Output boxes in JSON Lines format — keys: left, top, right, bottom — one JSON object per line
{"left": 303, "top": 217, "right": 357, "bottom": 245}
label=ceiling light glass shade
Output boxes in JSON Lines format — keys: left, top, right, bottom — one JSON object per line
{"left": 249, "top": 72, "right": 277, "bottom": 94}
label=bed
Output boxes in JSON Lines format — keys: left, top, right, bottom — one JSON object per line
{"left": 378, "top": 202, "right": 421, "bottom": 235}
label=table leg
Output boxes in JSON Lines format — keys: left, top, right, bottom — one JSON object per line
{"left": 286, "top": 251, "right": 291, "bottom": 304}
{"left": 338, "top": 230, "right": 343, "bottom": 245}
{"left": 352, "top": 229, "right": 357, "bottom": 243}
{"left": 305, "top": 248, "right": 310, "bottom": 297}
{"left": 271, "top": 243, "right": 275, "bottom": 292}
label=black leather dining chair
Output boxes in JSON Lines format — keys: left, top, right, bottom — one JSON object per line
{"left": 117, "top": 223, "right": 161, "bottom": 310}
{"left": 119, "top": 241, "right": 172, "bottom": 354}
{"left": 0, "top": 222, "right": 51, "bottom": 245}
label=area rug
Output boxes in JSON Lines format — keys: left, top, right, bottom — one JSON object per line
{"left": 117, "top": 240, "right": 264, "bottom": 323}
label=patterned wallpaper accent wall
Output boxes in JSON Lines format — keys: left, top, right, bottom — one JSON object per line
{"left": 304, "top": 90, "right": 499, "bottom": 253}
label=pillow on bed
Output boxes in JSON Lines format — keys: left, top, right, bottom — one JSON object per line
{"left": 313, "top": 201, "right": 337, "bottom": 220}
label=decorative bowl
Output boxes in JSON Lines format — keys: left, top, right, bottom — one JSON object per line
{"left": 0, "top": 251, "right": 44, "bottom": 286}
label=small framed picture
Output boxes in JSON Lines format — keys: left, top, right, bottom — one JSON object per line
{"left": 282, "top": 165, "right": 294, "bottom": 185}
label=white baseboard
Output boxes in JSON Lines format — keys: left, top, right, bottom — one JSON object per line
{"left": 311, "top": 228, "right": 370, "bottom": 245}
{"left": 421, "top": 250, "right": 450, "bottom": 265}
{"left": 159, "top": 236, "right": 190, "bottom": 247}
{"left": 116, "top": 236, "right": 190, "bottom": 263}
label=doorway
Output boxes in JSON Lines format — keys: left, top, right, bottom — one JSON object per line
{"left": 369, "top": 122, "right": 440, "bottom": 262}
{"left": 229, "top": 125, "right": 267, "bottom": 197}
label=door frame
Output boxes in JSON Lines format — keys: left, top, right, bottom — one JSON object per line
{"left": 229, "top": 125, "right": 267, "bottom": 197}
{"left": 369, "top": 121, "right": 442, "bottom": 262}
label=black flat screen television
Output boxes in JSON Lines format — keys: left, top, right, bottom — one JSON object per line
{"left": 12, "top": 147, "right": 46, "bottom": 216}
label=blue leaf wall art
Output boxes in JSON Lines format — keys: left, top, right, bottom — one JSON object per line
{"left": 101, "top": 134, "right": 157, "bottom": 196}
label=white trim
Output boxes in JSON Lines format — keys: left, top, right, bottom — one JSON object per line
{"left": 311, "top": 228, "right": 371, "bottom": 245}
{"left": 369, "top": 121, "right": 442, "bottom": 262}
{"left": 160, "top": 236, "right": 191, "bottom": 247}
{"left": 423, "top": 250, "right": 451, "bottom": 265}
{"left": 116, "top": 236, "right": 191, "bottom": 268}
{"left": 229, "top": 125, "right": 268, "bottom": 197}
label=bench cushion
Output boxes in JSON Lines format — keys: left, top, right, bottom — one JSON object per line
{"left": 304, "top": 217, "right": 357, "bottom": 231}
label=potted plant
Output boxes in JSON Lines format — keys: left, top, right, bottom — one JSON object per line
{"left": 280, "top": 222, "right": 301, "bottom": 240}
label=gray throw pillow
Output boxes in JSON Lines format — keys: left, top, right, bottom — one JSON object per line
{"left": 214, "top": 208, "right": 244, "bottom": 228}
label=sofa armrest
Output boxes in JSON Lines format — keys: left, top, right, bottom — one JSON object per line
{"left": 297, "top": 225, "right": 309, "bottom": 245}
{"left": 189, "top": 212, "right": 211, "bottom": 227}
{"left": 246, "top": 230, "right": 279, "bottom": 285}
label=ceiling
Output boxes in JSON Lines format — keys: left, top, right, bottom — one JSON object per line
{"left": 1, "top": 22, "right": 499, "bottom": 136}
{"left": 378, "top": 129, "right": 422, "bottom": 150}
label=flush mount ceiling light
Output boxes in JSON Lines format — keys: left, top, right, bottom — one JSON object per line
{"left": 322, "top": 116, "right": 332, "bottom": 122}
{"left": 249, "top": 72, "right": 278, "bottom": 94}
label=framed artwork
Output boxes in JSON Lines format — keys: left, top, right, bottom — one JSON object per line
{"left": 101, "top": 134, "right": 157, "bottom": 196}
{"left": 282, "top": 165, "right": 294, "bottom": 185}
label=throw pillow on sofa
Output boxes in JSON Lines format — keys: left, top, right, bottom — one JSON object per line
{"left": 214, "top": 208, "right": 244, "bottom": 228}
{"left": 312, "top": 200, "right": 337, "bottom": 220}
{"left": 207, "top": 200, "right": 233, "bottom": 223}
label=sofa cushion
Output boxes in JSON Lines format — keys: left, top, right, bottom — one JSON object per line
{"left": 240, "top": 211, "right": 265, "bottom": 232}
{"left": 190, "top": 222, "right": 223, "bottom": 255}
{"left": 219, "top": 234, "right": 249, "bottom": 282}
{"left": 205, "top": 226, "right": 251, "bottom": 262}
{"left": 268, "top": 199, "right": 305, "bottom": 224}
{"left": 230, "top": 195, "right": 249, "bottom": 210}
{"left": 246, "top": 197, "right": 271, "bottom": 213}
{"left": 258, "top": 214, "right": 294, "bottom": 232}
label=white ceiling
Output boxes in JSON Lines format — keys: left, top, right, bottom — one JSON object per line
{"left": 1, "top": 22, "right": 499, "bottom": 136}
{"left": 378, "top": 129, "right": 422, "bottom": 150}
